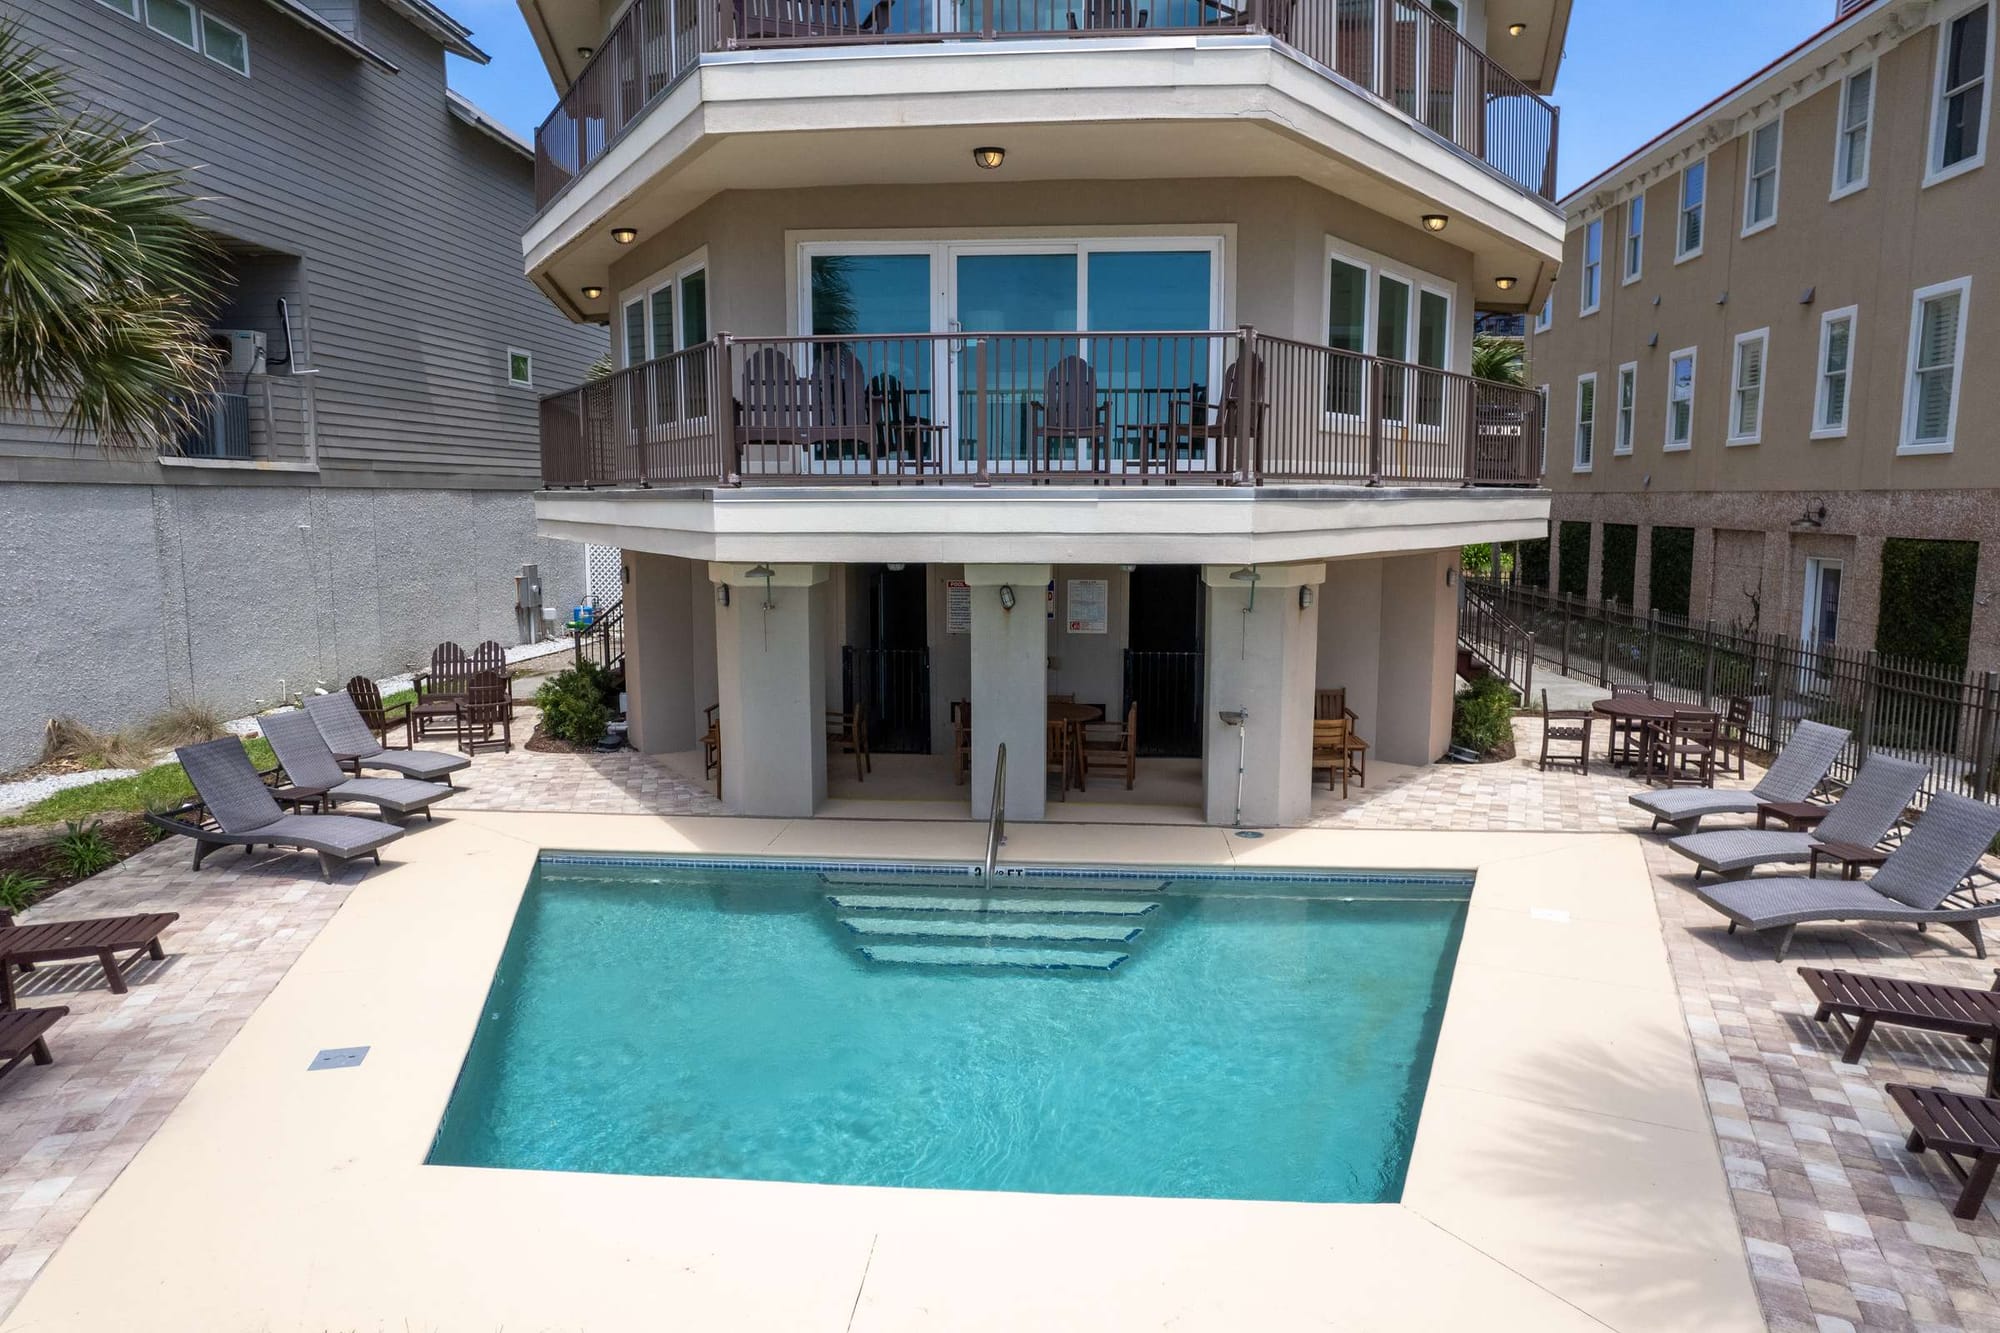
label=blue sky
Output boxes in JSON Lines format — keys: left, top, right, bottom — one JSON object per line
{"left": 445, "top": 0, "right": 1838, "bottom": 199}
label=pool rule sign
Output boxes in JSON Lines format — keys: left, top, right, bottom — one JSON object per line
{"left": 1067, "top": 579, "right": 1108, "bottom": 634}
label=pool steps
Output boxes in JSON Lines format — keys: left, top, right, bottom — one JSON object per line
{"left": 854, "top": 944, "right": 1131, "bottom": 971}
{"left": 824, "top": 892, "right": 1160, "bottom": 917}
{"left": 837, "top": 916, "right": 1144, "bottom": 945}
{"left": 823, "top": 877, "right": 1161, "bottom": 972}
{"left": 819, "top": 872, "right": 1169, "bottom": 893}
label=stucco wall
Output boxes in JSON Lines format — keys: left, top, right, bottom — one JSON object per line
{"left": 0, "top": 482, "right": 582, "bottom": 770}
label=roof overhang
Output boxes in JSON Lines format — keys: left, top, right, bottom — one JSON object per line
{"left": 519, "top": 0, "right": 595, "bottom": 89}
{"left": 1485, "top": 0, "right": 1573, "bottom": 95}
{"left": 258, "top": 0, "right": 400, "bottom": 70}
{"left": 448, "top": 90, "right": 533, "bottom": 157}
{"left": 381, "top": 0, "right": 490, "bottom": 61}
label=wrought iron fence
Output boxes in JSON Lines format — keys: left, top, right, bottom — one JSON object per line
{"left": 843, "top": 646, "right": 932, "bottom": 753}
{"left": 1123, "top": 649, "right": 1204, "bottom": 756}
{"left": 1469, "top": 580, "right": 2000, "bottom": 808}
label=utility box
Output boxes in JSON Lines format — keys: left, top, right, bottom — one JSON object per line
{"left": 514, "top": 564, "right": 544, "bottom": 645}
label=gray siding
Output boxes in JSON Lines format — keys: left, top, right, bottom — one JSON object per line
{"left": 3, "top": 0, "right": 601, "bottom": 487}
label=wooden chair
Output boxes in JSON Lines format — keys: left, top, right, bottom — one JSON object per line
{"left": 1648, "top": 709, "right": 1720, "bottom": 788}
{"left": 1314, "top": 687, "right": 1346, "bottom": 720}
{"left": 1720, "top": 694, "right": 1753, "bottom": 779}
{"left": 700, "top": 704, "right": 722, "bottom": 797}
{"left": 827, "top": 699, "right": 869, "bottom": 782}
{"left": 413, "top": 643, "right": 472, "bottom": 741}
{"left": 1311, "top": 718, "right": 1353, "bottom": 797}
{"left": 1028, "top": 356, "right": 1110, "bottom": 473}
{"left": 1538, "top": 689, "right": 1592, "bottom": 774}
{"left": 951, "top": 700, "right": 972, "bottom": 785}
{"left": 1078, "top": 703, "right": 1138, "bottom": 791}
{"left": 1164, "top": 352, "right": 1266, "bottom": 475}
{"left": 1048, "top": 693, "right": 1075, "bottom": 704}
{"left": 344, "top": 676, "right": 412, "bottom": 750}
{"left": 1315, "top": 688, "right": 1368, "bottom": 786}
{"left": 454, "top": 670, "right": 513, "bottom": 755}
{"left": 1045, "top": 718, "right": 1071, "bottom": 801}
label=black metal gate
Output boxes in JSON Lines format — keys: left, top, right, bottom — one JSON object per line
{"left": 843, "top": 646, "right": 931, "bottom": 754}
{"left": 1123, "top": 650, "right": 1203, "bottom": 757}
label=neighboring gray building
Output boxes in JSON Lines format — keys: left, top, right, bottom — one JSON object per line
{"left": 0, "top": 0, "right": 603, "bottom": 767}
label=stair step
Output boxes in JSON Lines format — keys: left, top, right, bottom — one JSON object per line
{"left": 838, "top": 916, "right": 1143, "bottom": 945}
{"left": 820, "top": 872, "right": 1167, "bottom": 893}
{"left": 826, "top": 893, "right": 1159, "bottom": 918}
{"left": 856, "top": 944, "right": 1130, "bottom": 971}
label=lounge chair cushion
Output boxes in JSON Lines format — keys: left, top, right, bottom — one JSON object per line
{"left": 1670, "top": 829, "right": 1816, "bottom": 875}
{"left": 249, "top": 813, "right": 406, "bottom": 859}
{"left": 1750, "top": 721, "right": 1852, "bottom": 803}
{"left": 360, "top": 748, "right": 471, "bottom": 781}
{"left": 1869, "top": 793, "right": 2000, "bottom": 910}
{"left": 1631, "top": 788, "right": 1760, "bottom": 822}
{"left": 1814, "top": 755, "right": 1928, "bottom": 847}
{"left": 1694, "top": 875, "right": 1923, "bottom": 930}
{"left": 328, "top": 776, "right": 452, "bottom": 815}
{"left": 176, "top": 738, "right": 287, "bottom": 835}
{"left": 302, "top": 692, "right": 471, "bottom": 779}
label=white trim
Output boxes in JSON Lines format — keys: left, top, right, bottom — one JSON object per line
{"left": 1801, "top": 557, "right": 1844, "bottom": 652}
{"left": 1726, "top": 328, "right": 1769, "bottom": 445}
{"left": 1739, "top": 118, "right": 1781, "bottom": 237}
{"left": 1899, "top": 276, "right": 1971, "bottom": 454}
{"left": 619, "top": 246, "right": 711, "bottom": 364}
{"left": 1578, "top": 218, "right": 1602, "bottom": 317}
{"left": 1534, "top": 290, "right": 1553, "bottom": 333}
{"left": 1675, "top": 157, "right": 1707, "bottom": 264}
{"left": 144, "top": 0, "right": 198, "bottom": 49}
{"left": 198, "top": 10, "right": 250, "bottom": 75}
{"left": 1535, "top": 383, "right": 1550, "bottom": 474}
{"left": 1614, "top": 361, "right": 1637, "bottom": 455}
{"left": 1621, "top": 195, "right": 1644, "bottom": 286}
{"left": 95, "top": 0, "right": 140, "bottom": 17}
{"left": 1830, "top": 60, "right": 1875, "bottom": 200}
{"left": 506, "top": 348, "right": 534, "bottom": 389}
{"left": 1664, "top": 345, "right": 1697, "bottom": 451}
{"left": 1925, "top": 0, "right": 1995, "bottom": 188}
{"left": 1572, "top": 371, "right": 1597, "bottom": 473}
{"left": 1811, "top": 304, "right": 1857, "bottom": 438}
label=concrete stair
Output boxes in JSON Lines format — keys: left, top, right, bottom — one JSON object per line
{"left": 821, "top": 876, "right": 1162, "bottom": 972}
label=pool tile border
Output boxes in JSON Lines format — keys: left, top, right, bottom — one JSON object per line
{"left": 535, "top": 850, "right": 1475, "bottom": 888}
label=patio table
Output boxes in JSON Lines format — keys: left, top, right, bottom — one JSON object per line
{"left": 1591, "top": 694, "right": 1717, "bottom": 777}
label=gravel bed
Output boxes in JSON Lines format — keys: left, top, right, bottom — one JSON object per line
{"left": 0, "top": 767, "right": 140, "bottom": 814}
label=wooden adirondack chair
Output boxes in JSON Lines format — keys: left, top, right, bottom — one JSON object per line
{"left": 344, "top": 676, "right": 412, "bottom": 750}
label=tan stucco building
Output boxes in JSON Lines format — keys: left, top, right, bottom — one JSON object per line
{"left": 1530, "top": 0, "right": 2000, "bottom": 667}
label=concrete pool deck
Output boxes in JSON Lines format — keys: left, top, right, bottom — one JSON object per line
{"left": 1, "top": 812, "right": 1758, "bottom": 1332}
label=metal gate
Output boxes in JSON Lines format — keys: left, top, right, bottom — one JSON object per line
{"left": 1123, "top": 650, "right": 1204, "bottom": 757}
{"left": 843, "top": 646, "right": 931, "bottom": 754}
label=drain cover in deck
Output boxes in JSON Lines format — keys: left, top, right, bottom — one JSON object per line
{"left": 308, "top": 1046, "right": 369, "bottom": 1071}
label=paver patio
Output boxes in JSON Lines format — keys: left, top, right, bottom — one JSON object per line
{"left": 0, "top": 712, "right": 1996, "bottom": 1328}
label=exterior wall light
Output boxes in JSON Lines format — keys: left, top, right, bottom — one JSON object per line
{"left": 717, "top": 584, "right": 731, "bottom": 607}
{"left": 1298, "top": 586, "right": 1314, "bottom": 610}
{"left": 998, "top": 584, "right": 1016, "bottom": 610}
{"left": 1421, "top": 214, "right": 1449, "bottom": 233}
{"left": 973, "top": 147, "right": 1006, "bottom": 170}
{"left": 1495, "top": 275, "right": 1518, "bottom": 291}
{"left": 1507, "top": 22, "right": 1526, "bottom": 36}
{"left": 581, "top": 285, "right": 604, "bottom": 299}
{"left": 611, "top": 227, "right": 638, "bottom": 244}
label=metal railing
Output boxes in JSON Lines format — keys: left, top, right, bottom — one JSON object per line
{"left": 574, "top": 598, "right": 626, "bottom": 674}
{"left": 1458, "top": 580, "right": 1535, "bottom": 700}
{"left": 1472, "top": 579, "right": 2000, "bottom": 809}
{"left": 539, "top": 329, "right": 1546, "bottom": 489}
{"left": 534, "top": 0, "right": 1558, "bottom": 207}
{"left": 982, "top": 741, "right": 1007, "bottom": 877}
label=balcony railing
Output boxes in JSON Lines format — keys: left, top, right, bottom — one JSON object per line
{"left": 538, "top": 329, "right": 1545, "bottom": 488}
{"left": 534, "top": 0, "right": 1558, "bottom": 208}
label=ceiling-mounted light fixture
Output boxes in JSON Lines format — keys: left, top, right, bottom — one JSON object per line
{"left": 580, "top": 285, "right": 604, "bottom": 300}
{"left": 578, "top": 45, "right": 594, "bottom": 58}
{"left": 1507, "top": 22, "right": 1526, "bottom": 36}
{"left": 1495, "top": 275, "right": 1519, "bottom": 291}
{"left": 1421, "top": 213, "right": 1450, "bottom": 233}
{"left": 610, "top": 227, "right": 638, "bottom": 245}
{"left": 973, "top": 146, "right": 1006, "bottom": 170}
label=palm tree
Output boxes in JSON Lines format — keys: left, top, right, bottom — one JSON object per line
{"left": 1471, "top": 333, "right": 1523, "bottom": 386}
{"left": 0, "top": 25, "right": 220, "bottom": 452}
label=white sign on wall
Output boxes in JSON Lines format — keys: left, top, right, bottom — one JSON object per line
{"left": 945, "top": 580, "right": 971, "bottom": 634}
{"left": 1067, "top": 578, "right": 1109, "bottom": 634}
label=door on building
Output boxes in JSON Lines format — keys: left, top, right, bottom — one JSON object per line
{"left": 1800, "top": 558, "right": 1843, "bottom": 690}
{"left": 1123, "top": 565, "right": 1203, "bottom": 757}
{"left": 845, "top": 563, "right": 931, "bottom": 753}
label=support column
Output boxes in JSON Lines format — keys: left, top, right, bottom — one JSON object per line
{"left": 964, "top": 564, "right": 1049, "bottom": 821}
{"left": 1202, "top": 562, "right": 1324, "bottom": 827}
{"left": 1583, "top": 521, "right": 1605, "bottom": 604}
{"left": 1375, "top": 550, "right": 1460, "bottom": 767}
{"left": 1688, "top": 526, "right": 1717, "bottom": 622}
{"left": 623, "top": 551, "right": 696, "bottom": 755}
{"left": 1317, "top": 558, "right": 1383, "bottom": 736}
{"left": 708, "top": 562, "right": 830, "bottom": 818}
{"left": 1632, "top": 523, "right": 1655, "bottom": 616}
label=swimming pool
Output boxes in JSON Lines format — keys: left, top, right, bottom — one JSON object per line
{"left": 429, "top": 857, "right": 1469, "bottom": 1205}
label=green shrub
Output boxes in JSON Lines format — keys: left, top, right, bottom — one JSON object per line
{"left": 534, "top": 666, "right": 612, "bottom": 746}
{"left": 52, "top": 819, "right": 118, "bottom": 879}
{"left": 1451, "top": 676, "right": 1516, "bottom": 755}
{"left": 0, "top": 870, "right": 46, "bottom": 915}
{"left": 1876, "top": 538, "right": 1978, "bottom": 668}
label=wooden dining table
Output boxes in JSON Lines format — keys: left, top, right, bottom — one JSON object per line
{"left": 1592, "top": 693, "right": 1718, "bottom": 772}
{"left": 1047, "top": 701, "right": 1105, "bottom": 726}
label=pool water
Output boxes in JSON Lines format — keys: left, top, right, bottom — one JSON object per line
{"left": 428, "top": 860, "right": 1469, "bottom": 1204}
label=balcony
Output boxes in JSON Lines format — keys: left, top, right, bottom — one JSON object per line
{"left": 537, "top": 329, "right": 1545, "bottom": 489}
{"left": 533, "top": 0, "right": 1559, "bottom": 212}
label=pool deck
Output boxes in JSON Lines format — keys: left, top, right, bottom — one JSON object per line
{"left": 0, "top": 811, "right": 1756, "bottom": 1332}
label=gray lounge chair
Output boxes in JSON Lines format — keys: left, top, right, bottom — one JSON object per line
{"left": 262, "top": 709, "right": 455, "bottom": 821}
{"left": 1692, "top": 792, "right": 2000, "bottom": 960}
{"left": 1668, "top": 754, "right": 1928, "bottom": 881}
{"left": 168, "top": 738, "right": 405, "bottom": 881}
{"left": 1630, "top": 720, "right": 1849, "bottom": 834}
{"left": 304, "top": 691, "right": 472, "bottom": 786}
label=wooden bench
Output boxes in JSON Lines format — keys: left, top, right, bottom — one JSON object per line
{"left": 0, "top": 914, "right": 179, "bottom": 1008}
{"left": 1802, "top": 967, "right": 2000, "bottom": 1096}
{"left": 0, "top": 1007, "right": 67, "bottom": 1082}
{"left": 1888, "top": 1084, "right": 2000, "bottom": 1219}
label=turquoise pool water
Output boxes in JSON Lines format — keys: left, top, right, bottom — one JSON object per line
{"left": 428, "top": 860, "right": 1469, "bottom": 1204}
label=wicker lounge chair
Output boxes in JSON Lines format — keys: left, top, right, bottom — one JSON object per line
{"left": 262, "top": 710, "right": 454, "bottom": 820}
{"left": 1801, "top": 966, "right": 2000, "bottom": 1097}
{"left": 1691, "top": 793, "right": 2000, "bottom": 960}
{"left": 1630, "top": 719, "right": 1848, "bottom": 834}
{"left": 1886, "top": 1084, "right": 2000, "bottom": 1219}
{"left": 0, "top": 1007, "right": 67, "bottom": 1083}
{"left": 303, "top": 691, "right": 471, "bottom": 786}
{"left": 0, "top": 915, "right": 178, "bottom": 1007}
{"left": 1668, "top": 754, "right": 1928, "bottom": 881}
{"left": 168, "top": 737, "right": 405, "bottom": 881}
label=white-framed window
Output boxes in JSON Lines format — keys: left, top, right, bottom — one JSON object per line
{"left": 1579, "top": 219, "right": 1602, "bottom": 315}
{"left": 1316, "top": 239, "right": 1453, "bottom": 424}
{"left": 1573, "top": 372, "right": 1597, "bottom": 471}
{"left": 1901, "top": 277, "right": 1971, "bottom": 453}
{"left": 1677, "top": 159, "right": 1707, "bottom": 261}
{"left": 1742, "top": 120, "right": 1781, "bottom": 234}
{"left": 145, "top": 0, "right": 198, "bottom": 48}
{"left": 1535, "top": 383, "right": 1550, "bottom": 472}
{"left": 1665, "top": 347, "right": 1697, "bottom": 450}
{"left": 95, "top": 0, "right": 140, "bottom": 16}
{"left": 199, "top": 11, "right": 248, "bottom": 74}
{"left": 619, "top": 248, "right": 711, "bottom": 366}
{"left": 1832, "top": 63, "right": 1875, "bottom": 198}
{"left": 507, "top": 349, "right": 533, "bottom": 388}
{"left": 1728, "top": 329, "right": 1769, "bottom": 444}
{"left": 1614, "top": 362, "right": 1637, "bottom": 454}
{"left": 1929, "top": 2, "right": 1993, "bottom": 184}
{"left": 1534, "top": 290, "right": 1554, "bottom": 333}
{"left": 1812, "top": 306, "right": 1857, "bottom": 437}
{"left": 1622, "top": 195, "right": 1644, "bottom": 284}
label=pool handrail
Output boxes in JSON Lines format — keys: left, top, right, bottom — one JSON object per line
{"left": 982, "top": 742, "right": 1006, "bottom": 879}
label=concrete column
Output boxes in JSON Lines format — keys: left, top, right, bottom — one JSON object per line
{"left": 1317, "top": 558, "right": 1383, "bottom": 737}
{"left": 1375, "top": 550, "right": 1459, "bottom": 767}
{"left": 1688, "top": 526, "right": 1717, "bottom": 622}
{"left": 1842, "top": 532, "right": 1887, "bottom": 653}
{"left": 964, "top": 564, "right": 1049, "bottom": 821}
{"left": 1201, "top": 562, "right": 1324, "bottom": 827}
{"left": 1631, "top": 523, "right": 1654, "bottom": 616}
{"left": 1583, "top": 521, "right": 1605, "bottom": 604}
{"left": 1546, "top": 520, "right": 1564, "bottom": 595}
{"left": 1760, "top": 531, "right": 1793, "bottom": 639}
{"left": 708, "top": 562, "right": 830, "bottom": 818}
{"left": 623, "top": 551, "right": 697, "bottom": 755}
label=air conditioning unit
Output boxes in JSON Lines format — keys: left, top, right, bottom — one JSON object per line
{"left": 209, "top": 329, "right": 267, "bottom": 376}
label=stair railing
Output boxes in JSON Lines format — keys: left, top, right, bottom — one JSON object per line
{"left": 982, "top": 742, "right": 1006, "bottom": 879}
